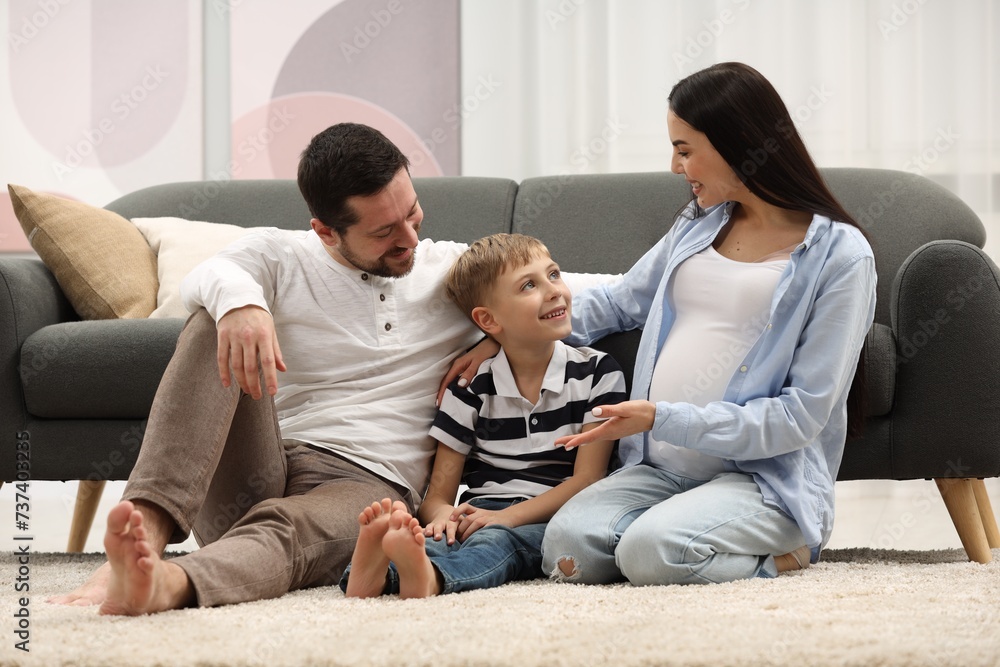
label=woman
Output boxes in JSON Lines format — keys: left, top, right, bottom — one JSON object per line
{"left": 453, "top": 62, "right": 876, "bottom": 585}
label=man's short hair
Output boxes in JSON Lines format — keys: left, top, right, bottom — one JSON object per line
{"left": 446, "top": 233, "right": 551, "bottom": 324}
{"left": 297, "top": 123, "right": 410, "bottom": 234}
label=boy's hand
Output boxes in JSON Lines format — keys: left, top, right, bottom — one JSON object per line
{"left": 451, "top": 503, "right": 515, "bottom": 541}
{"left": 436, "top": 338, "right": 500, "bottom": 405}
{"left": 423, "top": 507, "right": 461, "bottom": 545}
{"left": 554, "top": 400, "right": 656, "bottom": 449}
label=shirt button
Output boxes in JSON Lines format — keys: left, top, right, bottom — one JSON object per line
{"left": 766, "top": 323, "right": 772, "bottom": 330}
{"left": 384, "top": 323, "right": 392, "bottom": 331}
{"left": 361, "top": 273, "right": 369, "bottom": 281}
{"left": 379, "top": 294, "right": 386, "bottom": 302}
{"left": 531, "top": 418, "right": 538, "bottom": 425}
{"left": 739, "top": 365, "right": 748, "bottom": 373}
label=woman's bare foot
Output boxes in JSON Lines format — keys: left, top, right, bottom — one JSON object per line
{"left": 382, "top": 509, "right": 441, "bottom": 599}
{"left": 98, "top": 501, "right": 193, "bottom": 616}
{"left": 775, "top": 545, "right": 812, "bottom": 574}
{"left": 345, "top": 498, "right": 407, "bottom": 598}
{"left": 47, "top": 561, "right": 112, "bottom": 606}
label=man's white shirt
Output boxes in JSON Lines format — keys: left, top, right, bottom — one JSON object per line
{"left": 181, "top": 228, "right": 618, "bottom": 502}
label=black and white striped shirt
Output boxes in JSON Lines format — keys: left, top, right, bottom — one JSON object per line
{"left": 429, "top": 342, "right": 627, "bottom": 502}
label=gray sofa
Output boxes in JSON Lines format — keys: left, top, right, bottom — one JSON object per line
{"left": 2, "top": 169, "right": 999, "bottom": 561}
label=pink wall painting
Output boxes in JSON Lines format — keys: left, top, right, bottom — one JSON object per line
{"left": 228, "top": 0, "right": 460, "bottom": 181}
{"left": 1, "top": 0, "right": 461, "bottom": 252}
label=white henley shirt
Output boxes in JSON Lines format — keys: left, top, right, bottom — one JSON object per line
{"left": 181, "top": 228, "right": 483, "bottom": 501}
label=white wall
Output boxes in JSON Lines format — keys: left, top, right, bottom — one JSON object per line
{"left": 460, "top": 0, "right": 1000, "bottom": 259}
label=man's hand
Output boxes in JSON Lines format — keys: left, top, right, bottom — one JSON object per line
{"left": 436, "top": 337, "right": 500, "bottom": 405}
{"left": 216, "top": 306, "right": 286, "bottom": 399}
{"left": 554, "top": 400, "right": 656, "bottom": 449}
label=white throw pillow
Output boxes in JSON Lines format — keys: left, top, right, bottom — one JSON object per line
{"left": 131, "top": 217, "right": 252, "bottom": 318}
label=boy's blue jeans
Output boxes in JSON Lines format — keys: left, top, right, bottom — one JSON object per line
{"left": 339, "top": 498, "right": 546, "bottom": 595}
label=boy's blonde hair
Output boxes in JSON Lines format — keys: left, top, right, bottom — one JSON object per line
{"left": 446, "top": 233, "right": 551, "bottom": 323}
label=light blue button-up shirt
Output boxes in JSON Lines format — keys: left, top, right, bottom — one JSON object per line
{"left": 568, "top": 202, "right": 877, "bottom": 556}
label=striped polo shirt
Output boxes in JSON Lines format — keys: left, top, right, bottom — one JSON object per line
{"left": 429, "top": 341, "right": 627, "bottom": 502}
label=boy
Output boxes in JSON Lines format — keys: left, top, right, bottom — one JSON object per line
{"left": 341, "top": 233, "right": 627, "bottom": 598}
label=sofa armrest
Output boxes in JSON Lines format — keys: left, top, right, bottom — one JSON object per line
{"left": 889, "top": 240, "right": 1000, "bottom": 479}
{"left": 0, "top": 257, "right": 77, "bottom": 435}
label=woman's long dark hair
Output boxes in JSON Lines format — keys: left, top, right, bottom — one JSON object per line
{"left": 669, "top": 62, "right": 870, "bottom": 439}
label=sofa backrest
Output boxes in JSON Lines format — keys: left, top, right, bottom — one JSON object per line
{"left": 105, "top": 168, "right": 986, "bottom": 329}
{"left": 514, "top": 168, "right": 986, "bottom": 328}
{"left": 104, "top": 177, "right": 517, "bottom": 247}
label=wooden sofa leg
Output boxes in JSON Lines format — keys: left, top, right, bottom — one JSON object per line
{"left": 971, "top": 479, "right": 1000, "bottom": 548}
{"left": 934, "top": 478, "right": 992, "bottom": 564}
{"left": 67, "top": 480, "right": 107, "bottom": 552}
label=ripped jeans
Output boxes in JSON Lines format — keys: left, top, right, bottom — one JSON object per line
{"left": 541, "top": 466, "right": 806, "bottom": 585}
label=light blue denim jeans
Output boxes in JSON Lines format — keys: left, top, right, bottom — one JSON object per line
{"left": 541, "top": 466, "right": 806, "bottom": 585}
{"left": 340, "top": 498, "right": 547, "bottom": 595}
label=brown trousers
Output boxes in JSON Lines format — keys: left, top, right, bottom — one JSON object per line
{"left": 123, "top": 309, "right": 409, "bottom": 607}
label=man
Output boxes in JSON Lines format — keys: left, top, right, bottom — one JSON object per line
{"left": 52, "top": 123, "right": 489, "bottom": 614}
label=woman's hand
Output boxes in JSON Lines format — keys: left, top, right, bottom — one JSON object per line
{"left": 436, "top": 337, "right": 500, "bottom": 405}
{"left": 554, "top": 400, "right": 656, "bottom": 449}
{"left": 450, "top": 502, "right": 515, "bottom": 541}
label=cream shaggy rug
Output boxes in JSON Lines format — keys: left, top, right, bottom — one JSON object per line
{"left": 1, "top": 548, "right": 997, "bottom": 667}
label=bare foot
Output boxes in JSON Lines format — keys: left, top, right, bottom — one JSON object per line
{"left": 98, "top": 501, "right": 193, "bottom": 615}
{"left": 48, "top": 561, "right": 112, "bottom": 606}
{"left": 775, "top": 545, "right": 812, "bottom": 574}
{"left": 345, "top": 498, "right": 406, "bottom": 598}
{"left": 382, "top": 509, "right": 440, "bottom": 599}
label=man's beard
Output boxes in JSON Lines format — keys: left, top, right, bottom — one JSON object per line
{"left": 338, "top": 241, "right": 416, "bottom": 278}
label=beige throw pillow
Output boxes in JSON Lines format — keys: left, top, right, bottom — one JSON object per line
{"left": 131, "top": 217, "right": 252, "bottom": 318}
{"left": 7, "top": 184, "right": 157, "bottom": 320}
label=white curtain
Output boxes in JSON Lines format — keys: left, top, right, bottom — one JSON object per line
{"left": 460, "top": 0, "right": 999, "bottom": 259}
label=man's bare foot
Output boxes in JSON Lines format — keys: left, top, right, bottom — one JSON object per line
{"left": 345, "top": 498, "right": 407, "bottom": 598}
{"left": 47, "top": 561, "right": 112, "bottom": 606}
{"left": 98, "top": 501, "right": 193, "bottom": 615}
{"left": 382, "top": 509, "right": 441, "bottom": 599}
{"left": 775, "top": 545, "right": 812, "bottom": 574}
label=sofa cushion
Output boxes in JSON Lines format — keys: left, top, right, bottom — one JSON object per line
{"left": 132, "top": 217, "right": 253, "bottom": 318}
{"left": 20, "top": 319, "right": 185, "bottom": 419}
{"left": 7, "top": 184, "right": 158, "bottom": 320}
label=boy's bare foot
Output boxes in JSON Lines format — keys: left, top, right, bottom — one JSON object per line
{"left": 98, "top": 501, "right": 193, "bottom": 616}
{"left": 382, "top": 509, "right": 441, "bottom": 599}
{"left": 48, "top": 561, "right": 112, "bottom": 606}
{"left": 345, "top": 498, "right": 407, "bottom": 598}
{"left": 775, "top": 545, "right": 812, "bottom": 574}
